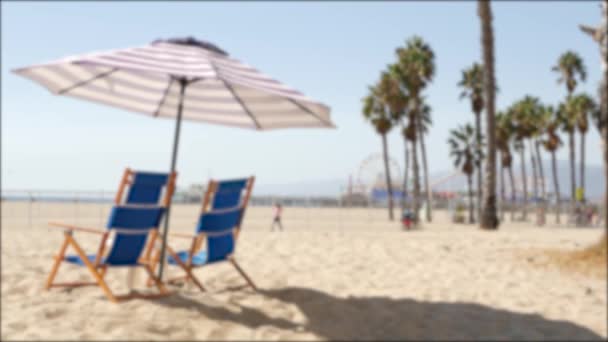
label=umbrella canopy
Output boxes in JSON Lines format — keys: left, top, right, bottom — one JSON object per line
{"left": 13, "top": 37, "right": 334, "bottom": 279}
{"left": 13, "top": 37, "right": 334, "bottom": 129}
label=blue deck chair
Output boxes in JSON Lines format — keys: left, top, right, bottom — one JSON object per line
{"left": 150, "top": 177, "right": 256, "bottom": 291}
{"left": 45, "top": 168, "right": 177, "bottom": 303}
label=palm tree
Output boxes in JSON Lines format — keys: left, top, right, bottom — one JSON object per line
{"left": 559, "top": 98, "right": 579, "bottom": 207}
{"left": 552, "top": 51, "right": 587, "bottom": 100}
{"left": 552, "top": 51, "right": 586, "bottom": 208}
{"left": 418, "top": 99, "right": 433, "bottom": 222}
{"left": 392, "top": 36, "right": 436, "bottom": 223}
{"left": 496, "top": 111, "right": 516, "bottom": 221}
{"left": 402, "top": 133, "right": 410, "bottom": 210}
{"left": 523, "top": 97, "right": 548, "bottom": 218}
{"left": 510, "top": 99, "right": 536, "bottom": 220}
{"left": 580, "top": 0, "right": 607, "bottom": 255}
{"left": 458, "top": 62, "right": 484, "bottom": 222}
{"left": 570, "top": 93, "right": 597, "bottom": 202}
{"left": 386, "top": 64, "right": 412, "bottom": 212}
{"left": 449, "top": 124, "right": 482, "bottom": 224}
{"left": 520, "top": 96, "right": 542, "bottom": 201}
{"left": 362, "top": 81, "right": 396, "bottom": 220}
{"left": 532, "top": 104, "right": 548, "bottom": 203}
{"left": 542, "top": 104, "right": 563, "bottom": 224}
{"left": 478, "top": 0, "right": 499, "bottom": 229}
{"left": 513, "top": 137, "right": 528, "bottom": 220}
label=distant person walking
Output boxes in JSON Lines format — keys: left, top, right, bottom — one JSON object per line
{"left": 270, "top": 203, "right": 284, "bottom": 232}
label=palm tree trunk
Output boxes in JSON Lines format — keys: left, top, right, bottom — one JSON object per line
{"left": 602, "top": 2, "right": 608, "bottom": 236}
{"left": 474, "top": 112, "right": 483, "bottom": 223}
{"left": 402, "top": 136, "right": 410, "bottom": 211}
{"left": 535, "top": 139, "right": 547, "bottom": 224}
{"left": 569, "top": 131, "right": 577, "bottom": 208}
{"left": 410, "top": 105, "right": 421, "bottom": 224}
{"left": 508, "top": 164, "right": 516, "bottom": 222}
{"left": 580, "top": 132, "right": 586, "bottom": 202}
{"left": 551, "top": 151, "right": 561, "bottom": 224}
{"left": 479, "top": 0, "right": 498, "bottom": 229}
{"left": 500, "top": 152, "right": 506, "bottom": 221}
{"left": 418, "top": 117, "right": 433, "bottom": 222}
{"left": 602, "top": 82, "right": 608, "bottom": 237}
{"left": 411, "top": 135, "right": 421, "bottom": 223}
{"left": 520, "top": 147, "right": 528, "bottom": 220}
{"left": 603, "top": 125, "right": 607, "bottom": 234}
{"left": 535, "top": 139, "right": 546, "bottom": 199}
{"left": 467, "top": 174, "right": 475, "bottom": 224}
{"left": 381, "top": 134, "right": 394, "bottom": 220}
{"left": 529, "top": 139, "right": 539, "bottom": 200}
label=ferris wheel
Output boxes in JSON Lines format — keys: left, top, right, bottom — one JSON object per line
{"left": 356, "top": 153, "right": 402, "bottom": 193}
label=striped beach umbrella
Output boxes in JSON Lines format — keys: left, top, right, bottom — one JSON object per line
{"left": 13, "top": 37, "right": 335, "bottom": 278}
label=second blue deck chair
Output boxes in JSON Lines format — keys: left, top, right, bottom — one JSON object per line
{"left": 45, "top": 168, "right": 177, "bottom": 303}
{"left": 150, "top": 176, "right": 256, "bottom": 291}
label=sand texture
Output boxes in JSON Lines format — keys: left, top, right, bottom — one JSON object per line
{"left": 2, "top": 202, "right": 606, "bottom": 340}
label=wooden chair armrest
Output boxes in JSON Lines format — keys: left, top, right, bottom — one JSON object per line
{"left": 48, "top": 221, "right": 106, "bottom": 235}
{"left": 167, "top": 232, "right": 197, "bottom": 239}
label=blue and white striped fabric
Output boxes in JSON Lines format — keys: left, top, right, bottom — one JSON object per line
{"left": 12, "top": 37, "right": 334, "bottom": 130}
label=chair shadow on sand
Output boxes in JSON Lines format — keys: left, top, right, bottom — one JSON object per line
{"left": 155, "top": 287, "right": 603, "bottom": 341}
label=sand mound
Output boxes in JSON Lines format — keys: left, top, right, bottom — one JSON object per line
{"left": 526, "top": 234, "right": 607, "bottom": 279}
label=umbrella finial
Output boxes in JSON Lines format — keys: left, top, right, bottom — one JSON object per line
{"left": 153, "top": 37, "right": 228, "bottom": 56}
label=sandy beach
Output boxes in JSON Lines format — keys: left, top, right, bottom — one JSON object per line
{"left": 1, "top": 201, "right": 606, "bottom": 340}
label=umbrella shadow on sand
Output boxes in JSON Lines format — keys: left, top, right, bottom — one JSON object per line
{"left": 154, "top": 287, "right": 603, "bottom": 340}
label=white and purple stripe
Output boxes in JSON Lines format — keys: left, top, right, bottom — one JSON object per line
{"left": 13, "top": 40, "right": 334, "bottom": 130}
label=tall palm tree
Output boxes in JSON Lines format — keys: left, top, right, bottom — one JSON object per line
{"left": 392, "top": 36, "right": 436, "bottom": 223}
{"left": 362, "top": 81, "right": 396, "bottom": 220}
{"left": 552, "top": 51, "right": 587, "bottom": 100}
{"left": 387, "top": 64, "right": 412, "bottom": 212}
{"left": 534, "top": 109, "right": 550, "bottom": 225}
{"left": 513, "top": 137, "right": 528, "bottom": 220}
{"left": 402, "top": 132, "right": 410, "bottom": 210}
{"left": 570, "top": 93, "right": 597, "bottom": 202}
{"left": 542, "top": 104, "right": 563, "bottom": 224}
{"left": 559, "top": 98, "right": 579, "bottom": 206}
{"left": 532, "top": 104, "right": 548, "bottom": 202}
{"left": 523, "top": 97, "right": 548, "bottom": 216}
{"left": 418, "top": 99, "right": 433, "bottom": 222}
{"left": 458, "top": 62, "right": 484, "bottom": 222}
{"left": 496, "top": 111, "right": 516, "bottom": 221}
{"left": 511, "top": 99, "right": 536, "bottom": 220}
{"left": 478, "top": 0, "right": 499, "bottom": 229}
{"left": 448, "top": 124, "right": 482, "bottom": 224}
{"left": 580, "top": 0, "right": 607, "bottom": 249}
{"left": 552, "top": 51, "right": 586, "bottom": 207}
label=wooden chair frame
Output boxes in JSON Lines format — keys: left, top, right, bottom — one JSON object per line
{"left": 149, "top": 176, "right": 256, "bottom": 291}
{"left": 45, "top": 168, "right": 177, "bottom": 303}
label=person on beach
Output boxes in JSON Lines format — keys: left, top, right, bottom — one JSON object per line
{"left": 401, "top": 208, "right": 413, "bottom": 230}
{"left": 270, "top": 203, "right": 284, "bottom": 232}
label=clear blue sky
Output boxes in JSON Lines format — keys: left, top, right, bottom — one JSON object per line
{"left": 1, "top": 1, "right": 604, "bottom": 191}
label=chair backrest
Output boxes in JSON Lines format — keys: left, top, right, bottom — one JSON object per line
{"left": 196, "top": 177, "right": 254, "bottom": 262}
{"left": 104, "top": 169, "right": 176, "bottom": 266}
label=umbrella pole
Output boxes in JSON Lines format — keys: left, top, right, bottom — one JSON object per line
{"left": 157, "top": 78, "right": 187, "bottom": 280}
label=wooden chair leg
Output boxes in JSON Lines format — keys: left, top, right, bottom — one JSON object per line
{"left": 45, "top": 234, "right": 71, "bottom": 290}
{"left": 99, "top": 265, "right": 108, "bottom": 278}
{"left": 229, "top": 258, "right": 257, "bottom": 291}
{"left": 143, "top": 265, "right": 169, "bottom": 294}
{"left": 146, "top": 249, "right": 162, "bottom": 287}
{"left": 66, "top": 236, "right": 118, "bottom": 303}
{"left": 165, "top": 247, "right": 206, "bottom": 292}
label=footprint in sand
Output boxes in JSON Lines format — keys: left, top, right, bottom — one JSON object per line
{"left": 7, "top": 322, "right": 27, "bottom": 331}
{"left": 147, "top": 323, "right": 183, "bottom": 336}
{"left": 44, "top": 307, "right": 67, "bottom": 319}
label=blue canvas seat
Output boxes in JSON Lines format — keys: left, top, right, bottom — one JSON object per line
{"left": 152, "top": 177, "right": 256, "bottom": 292}
{"left": 45, "top": 168, "right": 177, "bottom": 303}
